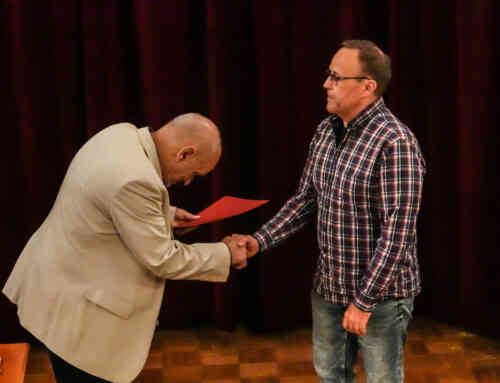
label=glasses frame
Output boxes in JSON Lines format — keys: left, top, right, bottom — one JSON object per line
{"left": 325, "top": 69, "right": 370, "bottom": 84}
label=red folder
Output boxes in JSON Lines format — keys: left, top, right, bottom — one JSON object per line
{"left": 176, "top": 196, "right": 269, "bottom": 227}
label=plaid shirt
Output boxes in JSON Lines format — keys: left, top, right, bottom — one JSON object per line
{"left": 254, "top": 98, "right": 426, "bottom": 312}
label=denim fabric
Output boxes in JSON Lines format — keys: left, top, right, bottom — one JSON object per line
{"left": 311, "top": 291, "right": 413, "bottom": 383}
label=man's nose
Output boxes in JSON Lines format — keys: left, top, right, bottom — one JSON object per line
{"left": 323, "top": 77, "right": 331, "bottom": 89}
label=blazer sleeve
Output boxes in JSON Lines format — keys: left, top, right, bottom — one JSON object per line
{"left": 109, "top": 180, "right": 230, "bottom": 282}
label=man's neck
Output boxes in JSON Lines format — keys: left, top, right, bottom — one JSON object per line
{"left": 340, "top": 96, "right": 379, "bottom": 127}
{"left": 150, "top": 130, "right": 169, "bottom": 181}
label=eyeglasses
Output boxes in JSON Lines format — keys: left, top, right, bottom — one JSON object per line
{"left": 325, "top": 69, "right": 370, "bottom": 84}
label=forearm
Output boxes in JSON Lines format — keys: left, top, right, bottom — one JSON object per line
{"left": 253, "top": 194, "right": 316, "bottom": 252}
{"left": 141, "top": 240, "right": 231, "bottom": 282}
{"left": 354, "top": 222, "right": 415, "bottom": 311}
{"left": 111, "top": 182, "right": 230, "bottom": 282}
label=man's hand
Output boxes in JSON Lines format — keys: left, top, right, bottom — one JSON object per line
{"left": 172, "top": 208, "right": 200, "bottom": 236}
{"left": 229, "top": 234, "right": 260, "bottom": 258}
{"left": 172, "top": 208, "right": 200, "bottom": 228}
{"left": 223, "top": 236, "right": 248, "bottom": 270}
{"left": 342, "top": 303, "right": 372, "bottom": 336}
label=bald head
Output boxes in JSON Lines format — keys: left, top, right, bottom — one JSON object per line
{"left": 166, "top": 113, "right": 221, "bottom": 158}
{"left": 152, "top": 113, "right": 222, "bottom": 187}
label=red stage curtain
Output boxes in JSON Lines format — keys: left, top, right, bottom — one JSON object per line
{"left": 1, "top": 0, "right": 498, "bottom": 341}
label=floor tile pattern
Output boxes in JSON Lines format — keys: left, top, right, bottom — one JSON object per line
{"left": 22, "top": 317, "right": 500, "bottom": 382}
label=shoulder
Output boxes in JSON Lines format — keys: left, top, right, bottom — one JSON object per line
{"left": 370, "top": 110, "right": 419, "bottom": 147}
{"left": 371, "top": 115, "right": 426, "bottom": 169}
{"left": 82, "top": 123, "right": 140, "bottom": 153}
{"left": 363, "top": 108, "right": 425, "bottom": 167}
{"left": 87, "top": 124, "right": 163, "bottom": 196}
{"left": 93, "top": 122, "right": 140, "bottom": 142}
{"left": 104, "top": 122, "right": 139, "bottom": 133}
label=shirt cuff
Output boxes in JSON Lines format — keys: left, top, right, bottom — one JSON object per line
{"left": 354, "top": 291, "right": 379, "bottom": 312}
{"left": 252, "top": 230, "right": 272, "bottom": 253}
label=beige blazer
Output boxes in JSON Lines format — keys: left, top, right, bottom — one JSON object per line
{"left": 3, "top": 123, "right": 230, "bottom": 382}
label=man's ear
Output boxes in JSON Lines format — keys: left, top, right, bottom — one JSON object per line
{"left": 176, "top": 146, "right": 196, "bottom": 162}
{"left": 365, "top": 79, "right": 377, "bottom": 95}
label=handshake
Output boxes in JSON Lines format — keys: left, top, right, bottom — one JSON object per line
{"left": 171, "top": 208, "right": 259, "bottom": 270}
{"left": 222, "top": 234, "right": 260, "bottom": 270}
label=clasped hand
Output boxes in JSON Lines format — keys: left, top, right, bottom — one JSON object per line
{"left": 223, "top": 233, "right": 372, "bottom": 335}
{"left": 174, "top": 211, "right": 371, "bottom": 332}
{"left": 170, "top": 208, "right": 258, "bottom": 271}
{"left": 222, "top": 234, "right": 260, "bottom": 270}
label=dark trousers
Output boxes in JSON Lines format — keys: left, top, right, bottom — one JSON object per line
{"left": 48, "top": 349, "right": 111, "bottom": 383}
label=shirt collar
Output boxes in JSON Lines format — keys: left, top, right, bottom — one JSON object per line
{"left": 137, "top": 127, "right": 163, "bottom": 180}
{"left": 328, "top": 97, "right": 385, "bottom": 130}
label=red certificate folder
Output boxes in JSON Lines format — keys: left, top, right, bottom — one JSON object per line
{"left": 176, "top": 196, "right": 269, "bottom": 227}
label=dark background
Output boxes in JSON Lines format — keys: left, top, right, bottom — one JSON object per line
{"left": 1, "top": 0, "right": 498, "bottom": 342}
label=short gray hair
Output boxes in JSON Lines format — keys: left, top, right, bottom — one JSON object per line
{"left": 341, "top": 40, "right": 391, "bottom": 97}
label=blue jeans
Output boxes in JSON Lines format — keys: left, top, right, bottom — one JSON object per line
{"left": 311, "top": 291, "right": 413, "bottom": 383}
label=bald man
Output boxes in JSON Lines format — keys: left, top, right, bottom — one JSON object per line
{"left": 3, "top": 114, "right": 247, "bottom": 383}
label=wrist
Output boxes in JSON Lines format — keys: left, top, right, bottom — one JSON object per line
{"left": 221, "top": 240, "right": 232, "bottom": 257}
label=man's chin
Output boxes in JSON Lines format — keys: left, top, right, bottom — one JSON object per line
{"left": 326, "top": 101, "right": 335, "bottom": 114}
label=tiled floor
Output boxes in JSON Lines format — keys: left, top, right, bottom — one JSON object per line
{"left": 23, "top": 317, "right": 500, "bottom": 382}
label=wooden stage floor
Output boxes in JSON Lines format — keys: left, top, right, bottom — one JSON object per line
{"left": 23, "top": 316, "right": 500, "bottom": 382}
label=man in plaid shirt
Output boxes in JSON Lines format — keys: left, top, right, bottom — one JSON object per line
{"left": 232, "top": 40, "right": 426, "bottom": 382}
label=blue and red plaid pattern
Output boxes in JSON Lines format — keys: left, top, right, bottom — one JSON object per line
{"left": 254, "top": 98, "right": 426, "bottom": 311}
